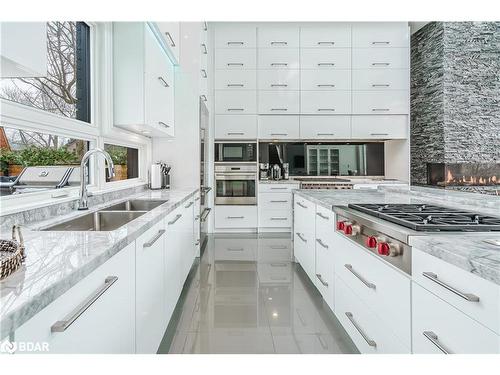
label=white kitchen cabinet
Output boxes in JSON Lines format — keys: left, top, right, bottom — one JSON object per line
{"left": 135, "top": 221, "right": 166, "bottom": 354}
{"left": 300, "top": 49, "right": 351, "bottom": 69}
{"left": 258, "top": 49, "right": 300, "bottom": 70}
{"left": 215, "top": 24, "right": 257, "bottom": 48}
{"left": 412, "top": 282, "right": 500, "bottom": 354}
{"left": 194, "top": 192, "right": 201, "bottom": 257}
{"left": 164, "top": 208, "right": 184, "bottom": 321}
{"left": 352, "top": 91, "right": 408, "bottom": 115}
{"left": 258, "top": 115, "right": 300, "bottom": 139}
{"left": 113, "top": 23, "right": 175, "bottom": 137}
{"left": 351, "top": 115, "right": 408, "bottom": 139}
{"left": 157, "top": 22, "right": 180, "bottom": 64}
{"left": 215, "top": 205, "right": 258, "bottom": 229}
{"left": 258, "top": 91, "right": 300, "bottom": 115}
{"left": 215, "top": 69, "right": 257, "bottom": 90}
{"left": 352, "top": 69, "right": 409, "bottom": 90}
{"left": 314, "top": 205, "right": 335, "bottom": 310}
{"left": 352, "top": 48, "right": 409, "bottom": 70}
{"left": 300, "top": 91, "right": 351, "bottom": 115}
{"left": 412, "top": 249, "right": 500, "bottom": 335}
{"left": 257, "top": 26, "right": 300, "bottom": 48}
{"left": 300, "top": 116, "right": 351, "bottom": 139}
{"left": 259, "top": 192, "right": 293, "bottom": 210}
{"left": 300, "top": 24, "right": 351, "bottom": 48}
{"left": 0, "top": 22, "right": 47, "bottom": 78}
{"left": 300, "top": 70, "right": 351, "bottom": 91}
{"left": 215, "top": 115, "right": 257, "bottom": 139}
{"left": 215, "top": 90, "right": 257, "bottom": 114}
{"left": 181, "top": 198, "right": 196, "bottom": 279}
{"left": 258, "top": 69, "right": 300, "bottom": 90}
{"left": 215, "top": 49, "right": 257, "bottom": 69}
{"left": 14, "top": 243, "right": 135, "bottom": 354}
{"left": 293, "top": 196, "right": 316, "bottom": 281}
{"left": 259, "top": 210, "right": 293, "bottom": 229}
{"left": 352, "top": 22, "right": 409, "bottom": 48}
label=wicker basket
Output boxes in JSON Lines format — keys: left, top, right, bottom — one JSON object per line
{"left": 0, "top": 226, "right": 25, "bottom": 280}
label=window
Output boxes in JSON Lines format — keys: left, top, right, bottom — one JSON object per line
{"left": 104, "top": 143, "right": 139, "bottom": 182}
{"left": 0, "top": 22, "right": 91, "bottom": 122}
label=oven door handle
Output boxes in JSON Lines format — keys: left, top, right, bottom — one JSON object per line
{"left": 215, "top": 174, "right": 256, "bottom": 180}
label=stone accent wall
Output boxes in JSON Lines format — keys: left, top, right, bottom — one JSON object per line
{"left": 410, "top": 22, "right": 500, "bottom": 184}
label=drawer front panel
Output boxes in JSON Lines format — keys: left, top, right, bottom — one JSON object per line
{"left": 216, "top": 49, "right": 257, "bottom": 69}
{"left": 259, "top": 183, "right": 299, "bottom": 193}
{"left": 215, "top": 70, "right": 257, "bottom": 90}
{"left": 352, "top": 90, "right": 409, "bottom": 114}
{"left": 300, "top": 49, "right": 351, "bottom": 69}
{"left": 352, "top": 23, "right": 409, "bottom": 48}
{"left": 352, "top": 48, "right": 409, "bottom": 69}
{"left": 259, "top": 209, "right": 293, "bottom": 228}
{"left": 315, "top": 205, "right": 335, "bottom": 240}
{"left": 259, "top": 192, "right": 292, "bottom": 210}
{"left": 215, "top": 90, "right": 257, "bottom": 114}
{"left": 258, "top": 69, "right": 300, "bottom": 90}
{"left": 300, "top": 91, "right": 351, "bottom": 114}
{"left": 351, "top": 115, "right": 408, "bottom": 139}
{"left": 258, "top": 26, "right": 300, "bottom": 48}
{"left": 258, "top": 91, "right": 300, "bottom": 115}
{"left": 300, "top": 70, "right": 351, "bottom": 91}
{"left": 215, "top": 25, "right": 257, "bottom": 48}
{"left": 258, "top": 115, "right": 300, "bottom": 139}
{"left": 300, "top": 115, "right": 351, "bottom": 139}
{"left": 215, "top": 115, "right": 257, "bottom": 139}
{"left": 258, "top": 49, "right": 300, "bottom": 69}
{"left": 352, "top": 69, "right": 409, "bottom": 90}
{"left": 300, "top": 24, "right": 351, "bottom": 48}
{"left": 215, "top": 205, "right": 258, "bottom": 229}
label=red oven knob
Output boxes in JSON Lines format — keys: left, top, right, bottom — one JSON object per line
{"left": 377, "top": 242, "right": 390, "bottom": 256}
{"left": 365, "top": 236, "right": 377, "bottom": 248}
{"left": 343, "top": 224, "right": 353, "bottom": 235}
{"left": 336, "top": 221, "right": 346, "bottom": 231}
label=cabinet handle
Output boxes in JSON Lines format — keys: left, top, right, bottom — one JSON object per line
{"left": 317, "top": 41, "right": 335, "bottom": 45}
{"left": 227, "top": 84, "right": 244, "bottom": 87}
{"left": 270, "top": 245, "right": 287, "bottom": 249}
{"left": 203, "top": 21, "right": 208, "bottom": 31}
{"left": 422, "top": 272, "right": 480, "bottom": 302}
{"left": 200, "top": 207, "right": 211, "bottom": 222}
{"left": 370, "top": 133, "right": 389, "bottom": 136}
{"left": 296, "top": 202, "right": 307, "bottom": 209}
{"left": 158, "top": 76, "right": 170, "bottom": 87}
{"left": 271, "top": 63, "right": 288, "bottom": 67}
{"left": 270, "top": 200, "right": 288, "bottom": 203}
{"left": 185, "top": 201, "right": 194, "bottom": 208}
{"left": 227, "top": 132, "right": 245, "bottom": 135}
{"left": 271, "top": 41, "right": 288, "bottom": 45}
{"left": 372, "top": 41, "right": 390, "bottom": 45}
{"left": 201, "top": 69, "right": 207, "bottom": 78}
{"left": 201, "top": 43, "right": 208, "bottom": 54}
{"left": 143, "top": 229, "right": 166, "bottom": 248}
{"left": 317, "top": 108, "right": 335, "bottom": 112}
{"left": 227, "top": 108, "right": 245, "bottom": 112}
{"left": 344, "top": 264, "right": 376, "bottom": 289}
{"left": 270, "top": 133, "right": 288, "bottom": 136}
{"left": 316, "top": 212, "right": 329, "bottom": 220}
{"left": 317, "top": 63, "right": 335, "bottom": 66}
{"left": 372, "top": 108, "right": 390, "bottom": 112}
{"left": 345, "top": 312, "right": 377, "bottom": 347}
{"left": 316, "top": 274, "right": 329, "bottom": 286}
{"left": 270, "top": 187, "right": 288, "bottom": 190}
{"left": 271, "top": 84, "right": 288, "bottom": 87}
{"left": 317, "top": 133, "right": 335, "bottom": 136}
{"left": 271, "top": 262, "right": 288, "bottom": 267}
{"left": 195, "top": 196, "right": 200, "bottom": 201}
{"left": 270, "top": 217, "right": 288, "bottom": 221}
{"left": 195, "top": 239, "right": 200, "bottom": 246}
{"left": 227, "top": 216, "right": 244, "bottom": 219}
{"left": 270, "top": 108, "right": 288, "bottom": 112}
{"left": 200, "top": 94, "right": 207, "bottom": 101}
{"left": 227, "top": 247, "right": 244, "bottom": 251}
{"left": 51, "top": 276, "right": 119, "bottom": 332}
{"left": 371, "top": 62, "right": 390, "bottom": 66}
{"left": 296, "top": 232, "right": 307, "bottom": 243}
{"left": 422, "top": 331, "right": 451, "bottom": 354}
{"left": 168, "top": 214, "right": 182, "bottom": 225}
{"left": 227, "top": 41, "right": 244, "bottom": 45}
{"left": 165, "top": 32, "right": 175, "bottom": 47}
{"left": 372, "top": 84, "right": 390, "bottom": 87}
{"left": 317, "top": 84, "right": 336, "bottom": 87}
{"left": 158, "top": 121, "right": 170, "bottom": 128}
{"left": 316, "top": 238, "right": 329, "bottom": 249}
{"left": 227, "top": 63, "right": 244, "bottom": 66}
{"left": 195, "top": 215, "right": 200, "bottom": 221}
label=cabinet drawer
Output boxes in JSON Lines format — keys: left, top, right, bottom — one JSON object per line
{"left": 315, "top": 209, "right": 335, "bottom": 310}
{"left": 215, "top": 205, "right": 258, "bottom": 229}
{"left": 300, "top": 70, "right": 351, "bottom": 91}
{"left": 412, "top": 282, "right": 500, "bottom": 354}
{"left": 333, "top": 232, "right": 411, "bottom": 347}
{"left": 257, "top": 26, "right": 299, "bottom": 48}
{"left": 259, "top": 183, "right": 299, "bottom": 193}
{"left": 351, "top": 115, "right": 408, "bottom": 139}
{"left": 315, "top": 205, "right": 335, "bottom": 240}
{"left": 258, "top": 262, "right": 292, "bottom": 283}
{"left": 352, "top": 22, "right": 409, "bottom": 48}
{"left": 215, "top": 90, "right": 257, "bottom": 114}
{"left": 259, "top": 192, "right": 292, "bottom": 210}
{"left": 293, "top": 196, "right": 316, "bottom": 237}
{"left": 258, "top": 115, "right": 300, "bottom": 139}
{"left": 412, "top": 249, "right": 500, "bottom": 335}
{"left": 258, "top": 49, "right": 299, "bottom": 69}
{"left": 335, "top": 276, "right": 410, "bottom": 353}
{"left": 258, "top": 69, "right": 300, "bottom": 90}
{"left": 300, "top": 24, "right": 351, "bottom": 48}
{"left": 352, "top": 69, "right": 408, "bottom": 90}
{"left": 14, "top": 243, "right": 135, "bottom": 354}
{"left": 214, "top": 237, "right": 257, "bottom": 261}
{"left": 215, "top": 24, "right": 257, "bottom": 48}
{"left": 352, "top": 91, "right": 408, "bottom": 114}
{"left": 216, "top": 49, "right": 257, "bottom": 69}
{"left": 259, "top": 209, "right": 292, "bottom": 228}
{"left": 300, "top": 49, "right": 350, "bottom": 69}
{"left": 258, "top": 92, "right": 300, "bottom": 115}
{"left": 215, "top": 70, "right": 257, "bottom": 90}
{"left": 300, "top": 115, "right": 351, "bottom": 139}
{"left": 300, "top": 91, "right": 351, "bottom": 114}
{"left": 215, "top": 115, "right": 257, "bottom": 139}
{"left": 352, "top": 48, "right": 409, "bottom": 69}
{"left": 258, "top": 237, "right": 292, "bottom": 262}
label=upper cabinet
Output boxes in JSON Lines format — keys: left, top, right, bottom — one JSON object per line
{"left": 113, "top": 23, "right": 175, "bottom": 137}
{"left": 0, "top": 22, "right": 47, "bottom": 78}
{"left": 300, "top": 24, "right": 351, "bottom": 48}
{"left": 156, "top": 22, "right": 180, "bottom": 64}
{"left": 215, "top": 24, "right": 256, "bottom": 48}
{"left": 257, "top": 26, "right": 300, "bottom": 48}
{"left": 352, "top": 22, "right": 409, "bottom": 48}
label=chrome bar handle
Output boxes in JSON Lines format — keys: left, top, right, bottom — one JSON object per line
{"left": 317, "top": 108, "right": 335, "bottom": 112}
{"left": 270, "top": 200, "right": 288, "bottom": 203}
{"left": 270, "top": 133, "right": 288, "bottom": 136}
{"left": 201, "top": 69, "right": 207, "bottom": 78}
{"left": 227, "top": 41, "right": 244, "bottom": 45}
{"left": 227, "top": 247, "right": 244, "bottom": 251}
{"left": 271, "top": 84, "right": 288, "bottom": 87}
{"left": 227, "top": 84, "right": 244, "bottom": 87}
{"left": 372, "top": 84, "right": 390, "bottom": 87}
{"left": 168, "top": 214, "right": 182, "bottom": 225}
{"left": 51, "top": 276, "right": 118, "bottom": 332}
{"left": 423, "top": 331, "right": 451, "bottom": 354}
{"left": 200, "top": 207, "right": 211, "bottom": 222}
{"left": 203, "top": 21, "right": 208, "bottom": 31}
{"left": 227, "top": 108, "right": 245, "bottom": 111}
{"left": 201, "top": 43, "right": 208, "bottom": 54}
{"left": 317, "top": 41, "right": 335, "bottom": 45}
{"left": 227, "top": 216, "right": 244, "bottom": 219}
{"left": 227, "top": 63, "right": 244, "bottom": 66}
{"left": 200, "top": 95, "right": 207, "bottom": 102}
{"left": 370, "top": 133, "right": 389, "bottom": 136}
{"left": 422, "top": 272, "right": 480, "bottom": 302}
{"left": 372, "top": 108, "right": 390, "bottom": 112}
{"left": 158, "top": 121, "right": 170, "bottom": 128}
{"left": 317, "top": 212, "right": 330, "bottom": 220}
{"left": 316, "top": 274, "right": 329, "bottom": 287}
{"left": 296, "top": 232, "right": 307, "bottom": 243}
{"left": 345, "top": 312, "right": 377, "bottom": 347}
{"left": 316, "top": 238, "right": 329, "bottom": 249}
{"left": 318, "top": 63, "right": 335, "bottom": 66}
{"left": 344, "top": 264, "right": 376, "bottom": 289}
{"left": 296, "top": 202, "right": 307, "bottom": 209}
{"left": 270, "top": 217, "right": 288, "bottom": 221}
{"left": 143, "top": 229, "right": 166, "bottom": 248}
{"left": 270, "top": 187, "right": 288, "bottom": 190}
{"left": 317, "top": 84, "right": 336, "bottom": 87}
{"left": 371, "top": 62, "right": 390, "bottom": 66}
{"left": 270, "top": 108, "right": 288, "bottom": 111}
{"left": 271, "top": 41, "right": 288, "bottom": 45}
{"left": 372, "top": 41, "right": 390, "bottom": 45}
{"left": 158, "top": 76, "right": 170, "bottom": 87}
{"left": 165, "top": 32, "right": 175, "bottom": 47}
{"left": 317, "top": 133, "right": 335, "bottom": 136}
{"left": 271, "top": 63, "right": 288, "bottom": 66}
{"left": 227, "top": 132, "right": 245, "bottom": 135}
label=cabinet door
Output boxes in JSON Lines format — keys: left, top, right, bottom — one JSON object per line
{"left": 352, "top": 48, "right": 409, "bottom": 69}
{"left": 257, "top": 26, "right": 300, "bottom": 48}
{"left": 300, "top": 49, "right": 350, "bottom": 69}
{"left": 258, "top": 49, "right": 300, "bottom": 70}
{"left": 215, "top": 24, "right": 257, "bottom": 48}
{"left": 215, "top": 115, "right": 257, "bottom": 139}
{"left": 300, "top": 24, "right": 351, "bottom": 48}
{"left": 293, "top": 197, "right": 316, "bottom": 280}
{"left": 352, "top": 22, "right": 409, "bottom": 48}
{"left": 215, "top": 90, "right": 257, "bottom": 114}
{"left": 352, "top": 91, "right": 408, "bottom": 115}
{"left": 300, "top": 116, "right": 351, "bottom": 139}
{"left": 215, "top": 49, "right": 257, "bottom": 69}
{"left": 258, "top": 115, "right": 300, "bottom": 139}
{"left": 314, "top": 206, "right": 335, "bottom": 310}
{"left": 136, "top": 222, "right": 166, "bottom": 354}
{"left": 258, "top": 91, "right": 300, "bottom": 114}
{"left": 181, "top": 198, "right": 195, "bottom": 281}
{"left": 157, "top": 22, "right": 180, "bottom": 63}
{"left": 352, "top": 69, "right": 409, "bottom": 90}
{"left": 300, "top": 70, "right": 351, "bottom": 91}
{"left": 215, "top": 69, "right": 257, "bottom": 90}
{"left": 351, "top": 115, "right": 408, "bottom": 139}
{"left": 14, "top": 243, "right": 135, "bottom": 354}
{"left": 300, "top": 91, "right": 351, "bottom": 114}
{"left": 258, "top": 69, "right": 300, "bottom": 90}
{"left": 165, "top": 209, "right": 184, "bottom": 316}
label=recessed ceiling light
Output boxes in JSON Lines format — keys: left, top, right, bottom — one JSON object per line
{"left": 272, "top": 312, "right": 279, "bottom": 318}
{"left": 268, "top": 297, "right": 273, "bottom": 301}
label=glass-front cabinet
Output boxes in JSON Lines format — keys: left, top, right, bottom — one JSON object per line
{"left": 306, "top": 146, "right": 340, "bottom": 176}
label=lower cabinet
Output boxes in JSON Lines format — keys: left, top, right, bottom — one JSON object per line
{"left": 215, "top": 205, "right": 258, "bottom": 229}
{"left": 314, "top": 205, "right": 335, "bottom": 311}
{"left": 14, "top": 243, "right": 136, "bottom": 354}
{"left": 258, "top": 182, "right": 299, "bottom": 232}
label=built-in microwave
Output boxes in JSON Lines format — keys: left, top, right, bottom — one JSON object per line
{"left": 215, "top": 142, "right": 257, "bottom": 163}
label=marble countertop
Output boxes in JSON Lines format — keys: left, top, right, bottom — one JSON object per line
{"left": 294, "top": 186, "right": 500, "bottom": 285}
{"left": 259, "top": 177, "right": 407, "bottom": 185}
{"left": 0, "top": 188, "right": 198, "bottom": 339}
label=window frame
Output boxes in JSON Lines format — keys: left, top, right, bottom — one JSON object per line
{"left": 0, "top": 21, "right": 151, "bottom": 213}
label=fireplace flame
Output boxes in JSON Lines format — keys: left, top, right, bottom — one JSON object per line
{"left": 445, "top": 170, "right": 499, "bottom": 186}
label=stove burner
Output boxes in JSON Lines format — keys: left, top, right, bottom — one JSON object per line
{"left": 348, "top": 203, "right": 500, "bottom": 232}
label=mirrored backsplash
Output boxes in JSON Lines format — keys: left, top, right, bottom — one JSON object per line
{"left": 259, "top": 142, "right": 385, "bottom": 177}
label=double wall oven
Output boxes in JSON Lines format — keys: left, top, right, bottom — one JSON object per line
{"left": 215, "top": 142, "right": 257, "bottom": 205}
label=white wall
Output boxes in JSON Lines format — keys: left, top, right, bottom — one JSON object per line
{"left": 385, "top": 139, "right": 410, "bottom": 183}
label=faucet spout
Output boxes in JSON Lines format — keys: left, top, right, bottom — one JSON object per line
{"left": 78, "top": 148, "right": 115, "bottom": 210}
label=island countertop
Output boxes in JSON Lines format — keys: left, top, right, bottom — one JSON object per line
{"left": 0, "top": 188, "right": 198, "bottom": 339}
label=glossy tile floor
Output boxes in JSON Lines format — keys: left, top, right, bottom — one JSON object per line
{"left": 159, "top": 233, "right": 358, "bottom": 354}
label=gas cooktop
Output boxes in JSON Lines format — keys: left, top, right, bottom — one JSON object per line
{"left": 348, "top": 203, "right": 500, "bottom": 232}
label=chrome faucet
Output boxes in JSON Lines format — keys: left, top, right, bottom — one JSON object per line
{"left": 78, "top": 148, "right": 115, "bottom": 210}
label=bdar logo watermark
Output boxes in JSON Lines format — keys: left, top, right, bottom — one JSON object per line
{"left": 1, "top": 340, "right": 49, "bottom": 354}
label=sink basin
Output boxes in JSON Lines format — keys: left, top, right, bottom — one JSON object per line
{"left": 42, "top": 211, "right": 146, "bottom": 231}
{"left": 100, "top": 199, "right": 168, "bottom": 212}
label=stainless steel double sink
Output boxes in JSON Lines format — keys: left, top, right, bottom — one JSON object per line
{"left": 42, "top": 199, "right": 168, "bottom": 232}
